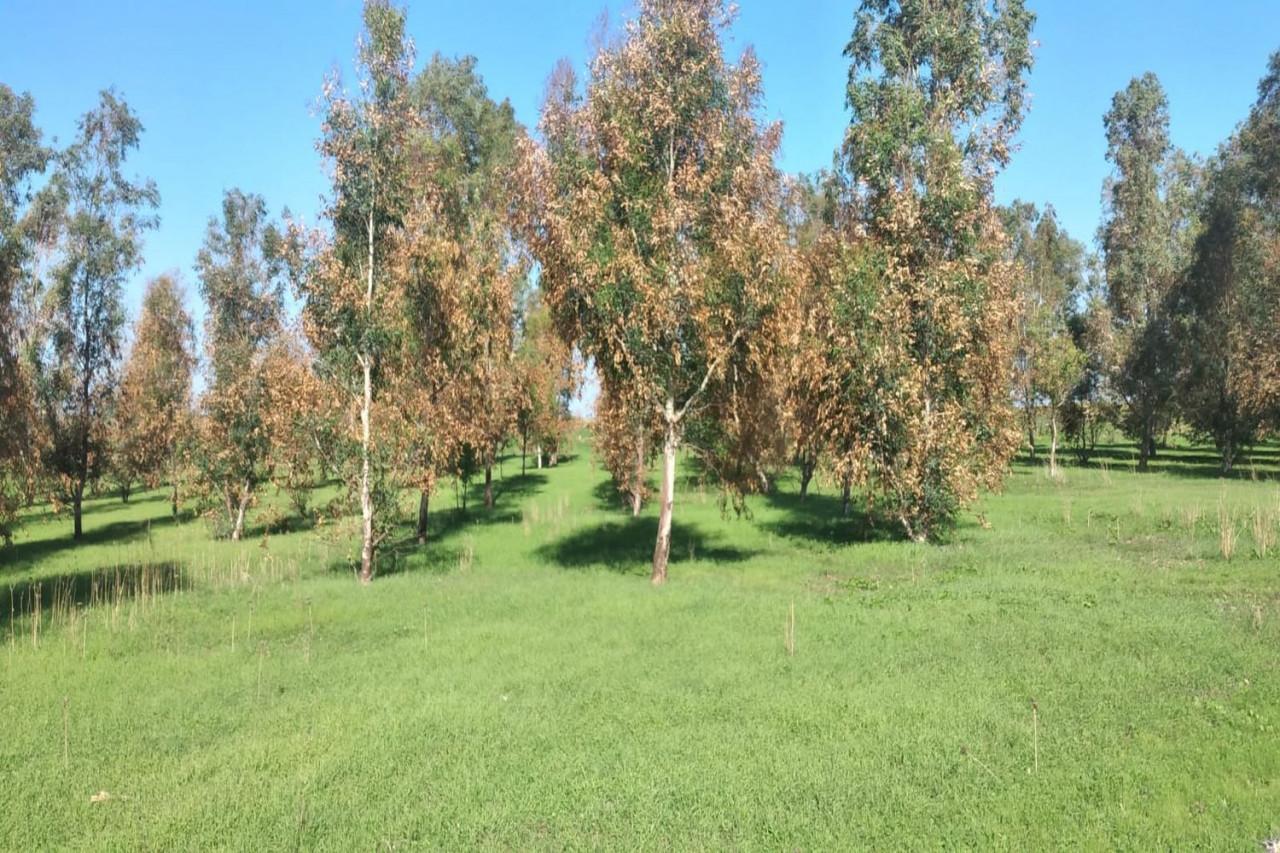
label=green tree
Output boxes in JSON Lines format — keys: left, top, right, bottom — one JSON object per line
{"left": 193, "top": 189, "right": 284, "bottom": 540}
{"left": 518, "top": 0, "right": 793, "bottom": 583}
{"left": 1177, "top": 52, "right": 1280, "bottom": 466}
{"left": 0, "top": 85, "right": 52, "bottom": 545}
{"left": 1002, "top": 202, "right": 1088, "bottom": 472}
{"left": 837, "top": 0, "right": 1033, "bottom": 539}
{"left": 302, "top": 0, "right": 416, "bottom": 582}
{"left": 32, "top": 90, "right": 159, "bottom": 539}
{"left": 1099, "top": 73, "right": 1199, "bottom": 469}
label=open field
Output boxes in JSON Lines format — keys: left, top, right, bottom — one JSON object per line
{"left": 2, "top": 437, "right": 1279, "bottom": 849}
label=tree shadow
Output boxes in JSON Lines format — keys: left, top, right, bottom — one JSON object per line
{"left": 760, "top": 490, "right": 905, "bottom": 547}
{"left": 536, "top": 516, "right": 752, "bottom": 574}
{"left": 1023, "top": 442, "right": 1278, "bottom": 481}
{"left": 1, "top": 514, "right": 181, "bottom": 575}
{"left": 1, "top": 560, "right": 187, "bottom": 630}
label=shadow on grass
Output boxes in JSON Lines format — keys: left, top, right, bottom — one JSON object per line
{"left": 1, "top": 515, "right": 181, "bottom": 575}
{"left": 536, "top": 516, "right": 752, "bottom": 574}
{"left": 760, "top": 490, "right": 906, "bottom": 547}
{"left": 1017, "top": 443, "right": 1279, "bottom": 481}
{"left": 1, "top": 560, "right": 187, "bottom": 630}
{"left": 322, "top": 471, "right": 552, "bottom": 579}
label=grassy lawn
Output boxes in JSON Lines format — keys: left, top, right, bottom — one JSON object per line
{"left": 2, "top": 436, "right": 1279, "bottom": 849}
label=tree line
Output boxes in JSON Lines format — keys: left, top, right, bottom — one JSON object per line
{"left": 1, "top": 0, "right": 1277, "bottom": 585}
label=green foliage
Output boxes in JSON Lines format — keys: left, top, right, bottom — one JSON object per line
{"left": 30, "top": 89, "right": 159, "bottom": 535}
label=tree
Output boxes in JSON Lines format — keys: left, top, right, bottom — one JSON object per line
{"left": 782, "top": 172, "right": 842, "bottom": 503}
{"left": 1002, "top": 203, "right": 1088, "bottom": 473}
{"left": 193, "top": 189, "right": 285, "bottom": 540}
{"left": 1234, "top": 52, "right": 1280, "bottom": 432}
{"left": 517, "top": 0, "right": 792, "bottom": 584}
{"left": 303, "top": 0, "right": 415, "bottom": 582}
{"left": 261, "top": 329, "right": 334, "bottom": 523}
{"left": 516, "top": 288, "right": 580, "bottom": 473}
{"left": 0, "top": 85, "right": 52, "bottom": 545}
{"left": 1099, "top": 74, "right": 1199, "bottom": 470}
{"left": 1177, "top": 52, "right": 1280, "bottom": 467}
{"left": 409, "top": 55, "right": 526, "bottom": 511}
{"left": 111, "top": 274, "right": 195, "bottom": 511}
{"left": 836, "top": 0, "right": 1033, "bottom": 539}
{"left": 31, "top": 90, "right": 159, "bottom": 539}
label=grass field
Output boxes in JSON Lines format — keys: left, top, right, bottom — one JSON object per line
{"left": 2, "top": 435, "right": 1279, "bottom": 849}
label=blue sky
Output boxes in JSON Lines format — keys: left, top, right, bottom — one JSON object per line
{"left": 3, "top": 0, "right": 1277, "bottom": 332}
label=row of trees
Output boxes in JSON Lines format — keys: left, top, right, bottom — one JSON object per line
{"left": 4, "top": 0, "right": 1277, "bottom": 584}
{"left": 998, "top": 58, "right": 1280, "bottom": 478}
{"left": 0, "top": 24, "right": 580, "bottom": 554}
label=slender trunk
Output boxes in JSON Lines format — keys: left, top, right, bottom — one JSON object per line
{"left": 359, "top": 206, "right": 376, "bottom": 585}
{"left": 651, "top": 400, "right": 677, "bottom": 586}
{"left": 632, "top": 431, "right": 647, "bottom": 516}
{"left": 550, "top": 449, "right": 558, "bottom": 467}
{"left": 483, "top": 463, "right": 494, "bottom": 509}
{"left": 1049, "top": 410, "right": 1060, "bottom": 478}
{"left": 841, "top": 478, "right": 851, "bottom": 519}
{"left": 170, "top": 481, "right": 179, "bottom": 518}
{"left": 72, "top": 485, "right": 83, "bottom": 540}
{"left": 231, "top": 483, "right": 250, "bottom": 541}
{"left": 799, "top": 456, "right": 815, "bottom": 501}
{"left": 416, "top": 490, "right": 430, "bottom": 545}
{"left": 630, "top": 487, "right": 643, "bottom": 517}
{"left": 521, "top": 432, "right": 527, "bottom": 476}
{"left": 121, "top": 485, "right": 131, "bottom": 504}
{"left": 536, "top": 444, "right": 543, "bottom": 469}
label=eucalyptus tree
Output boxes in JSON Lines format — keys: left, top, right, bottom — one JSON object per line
{"left": 193, "top": 189, "right": 285, "bottom": 540}
{"left": 0, "top": 85, "right": 52, "bottom": 544}
{"left": 1002, "top": 202, "right": 1087, "bottom": 472}
{"left": 408, "top": 54, "right": 524, "bottom": 511}
{"left": 32, "top": 90, "right": 159, "bottom": 539}
{"left": 1099, "top": 73, "right": 1200, "bottom": 469}
{"left": 112, "top": 274, "right": 195, "bottom": 512}
{"left": 517, "top": 0, "right": 793, "bottom": 584}
{"left": 303, "top": 0, "right": 416, "bottom": 582}
{"left": 1177, "top": 51, "right": 1280, "bottom": 465}
{"left": 1234, "top": 51, "right": 1280, "bottom": 431}
{"left": 834, "top": 0, "right": 1034, "bottom": 539}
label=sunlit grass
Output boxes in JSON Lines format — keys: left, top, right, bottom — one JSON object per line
{"left": 1, "top": 436, "right": 1278, "bottom": 848}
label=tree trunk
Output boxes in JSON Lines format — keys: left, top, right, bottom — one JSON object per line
{"left": 416, "top": 489, "right": 430, "bottom": 545}
{"left": 521, "top": 432, "right": 527, "bottom": 476}
{"left": 358, "top": 353, "right": 375, "bottom": 582}
{"left": 231, "top": 490, "right": 249, "bottom": 542}
{"left": 841, "top": 478, "right": 851, "bottom": 519}
{"left": 121, "top": 484, "right": 131, "bottom": 504}
{"left": 358, "top": 205, "right": 377, "bottom": 585}
{"left": 72, "top": 484, "right": 84, "bottom": 540}
{"left": 535, "top": 444, "right": 543, "bottom": 469}
{"left": 1049, "top": 410, "right": 1060, "bottom": 478}
{"left": 651, "top": 402, "right": 677, "bottom": 586}
{"left": 550, "top": 449, "right": 558, "bottom": 467}
{"left": 483, "top": 463, "right": 494, "bottom": 509}
{"left": 1137, "top": 418, "right": 1152, "bottom": 472}
{"left": 170, "top": 481, "right": 179, "bottom": 518}
{"left": 799, "top": 456, "right": 815, "bottom": 501}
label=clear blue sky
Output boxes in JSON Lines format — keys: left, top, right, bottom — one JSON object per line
{"left": 3, "top": 0, "right": 1277, "bottom": 324}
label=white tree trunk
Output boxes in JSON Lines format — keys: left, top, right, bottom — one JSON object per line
{"left": 651, "top": 398, "right": 677, "bottom": 585}
{"left": 359, "top": 207, "right": 376, "bottom": 584}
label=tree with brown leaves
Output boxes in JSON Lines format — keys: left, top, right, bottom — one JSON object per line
{"left": 836, "top": 0, "right": 1033, "bottom": 539}
{"left": 303, "top": 0, "right": 416, "bottom": 582}
{"left": 111, "top": 274, "right": 195, "bottom": 512}
{"left": 517, "top": 0, "right": 792, "bottom": 584}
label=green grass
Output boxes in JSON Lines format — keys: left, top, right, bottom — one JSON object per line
{"left": 2, "top": 435, "right": 1279, "bottom": 849}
